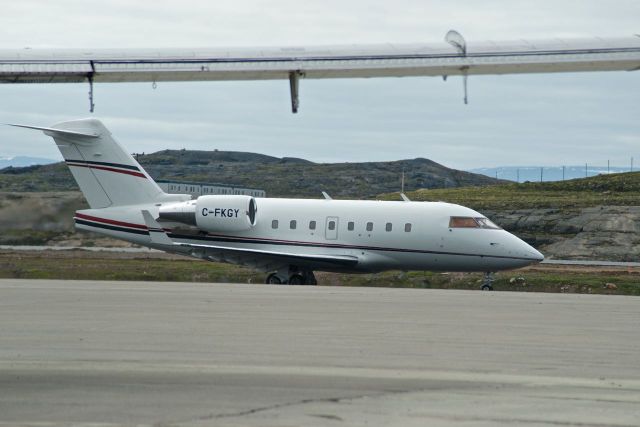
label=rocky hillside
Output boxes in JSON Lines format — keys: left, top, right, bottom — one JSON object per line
{"left": 0, "top": 149, "right": 502, "bottom": 198}
{"left": 487, "top": 207, "right": 640, "bottom": 262}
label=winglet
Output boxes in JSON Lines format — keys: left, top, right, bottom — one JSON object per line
{"left": 141, "top": 210, "right": 173, "bottom": 245}
{"left": 7, "top": 123, "right": 100, "bottom": 138}
{"left": 400, "top": 193, "right": 411, "bottom": 202}
{"left": 321, "top": 191, "right": 332, "bottom": 200}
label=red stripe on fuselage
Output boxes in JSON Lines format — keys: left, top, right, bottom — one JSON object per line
{"left": 75, "top": 213, "right": 406, "bottom": 251}
{"left": 75, "top": 213, "right": 364, "bottom": 248}
{"left": 75, "top": 213, "right": 149, "bottom": 230}
{"left": 67, "top": 163, "right": 147, "bottom": 178}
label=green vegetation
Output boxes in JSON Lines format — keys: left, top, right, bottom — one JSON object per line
{"left": 382, "top": 171, "right": 640, "bottom": 210}
{"left": 0, "top": 251, "right": 263, "bottom": 283}
{"left": 0, "top": 229, "right": 67, "bottom": 245}
{"left": 1, "top": 251, "right": 638, "bottom": 295}
{"left": 337, "top": 270, "right": 640, "bottom": 295}
{"left": 0, "top": 163, "right": 76, "bottom": 192}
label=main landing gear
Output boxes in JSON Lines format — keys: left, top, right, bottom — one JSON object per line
{"left": 266, "top": 273, "right": 283, "bottom": 285}
{"left": 481, "top": 272, "right": 495, "bottom": 291}
{"left": 265, "top": 267, "right": 317, "bottom": 286}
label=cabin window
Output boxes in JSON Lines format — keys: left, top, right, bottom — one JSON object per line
{"left": 290, "top": 220, "right": 297, "bottom": 229}
{"left": 386, "top": 222, "right": 392, "bottom": 232}
{"left": 309, "top": 220, "right": 316, "bottom": 230}
{"left": 347, "top": 221, "right": 354, "bottom": 231}
{"left": 449, "top": 217, "right": 480, "bottom": 228}
{"left": 272, "top": 219, "right": 279, "bottom": 229}
{"left": 405, "top": 223, "right": 412, "bottom": 232}
{"left": 328, "top": 221, "right": 336, "bottom": 231}
{"left": 366, "top": 222, "right": 373, "bottom": 232}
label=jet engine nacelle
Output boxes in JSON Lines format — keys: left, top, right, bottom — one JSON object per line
{"left": 195, "top": 195, "right": 257, "bottom": 232}
{"left": 158, "top": 195, "right": 257, "bottom": 232}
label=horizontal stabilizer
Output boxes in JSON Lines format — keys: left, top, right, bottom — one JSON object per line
{"left": 7, "top": 123, "right": 100, "bottom": 138}
{"left": 10, "top": 118, "right": 173, "bottom": 209}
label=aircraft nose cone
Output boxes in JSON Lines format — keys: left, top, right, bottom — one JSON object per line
{"left": 527, "top": 247, "right": 545, "bottom": 262}
{"left": 503, "top": 231, "right": 544, "bottom": 265}
{"left": 516, "top": 239, "right": 544, "bottom": 264}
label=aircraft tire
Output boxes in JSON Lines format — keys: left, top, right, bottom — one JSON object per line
{"left": 288, "top": 274, "right": 305, "bottom": 285}
{"left": 306, "top": 272, "right": 318, "bottom": 286}
{"left": 266, "top": 273, "right": 282, "bottom": 285}
{"left": 481, "top": 284, "right": 494, "bottom": 291}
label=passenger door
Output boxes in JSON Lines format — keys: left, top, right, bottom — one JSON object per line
{"left": 325, "top": 216, "right": 339, "bottom": 240}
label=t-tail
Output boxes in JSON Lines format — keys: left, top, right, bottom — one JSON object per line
{"left": 10, "top": 118, "right": 188, "bottom": 208}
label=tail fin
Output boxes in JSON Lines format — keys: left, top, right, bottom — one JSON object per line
{"left": 11, "top": 118, "right": 180, "bottom": 208}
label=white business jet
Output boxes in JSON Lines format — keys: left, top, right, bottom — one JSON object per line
{"left": 11, "top": 119, "right": 543, "bottom": 288}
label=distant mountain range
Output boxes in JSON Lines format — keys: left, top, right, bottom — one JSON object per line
{"left": 2, "top": 154, "right": 634, "bottom": 188}
{"left": 0, "top": 156, "right": 57, "bottom": 169}
{"left": 0, "top": 149, "right": 502, "bottom": 197}
{"left": 470, "top": 166, "right": 636, "bottom": 182}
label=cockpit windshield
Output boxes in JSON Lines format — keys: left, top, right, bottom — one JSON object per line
{"left": 449, "top": 217, "right": 479, "bottom": 228}
{"left": 449, "top": 216, "right": 501, "bottom": 229}
{"left": 475, "top": 217, "right": 501, "bottom": 229}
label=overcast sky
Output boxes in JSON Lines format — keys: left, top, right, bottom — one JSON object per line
{"left": 0, "top": 0, "right": 638, "bottom": 169}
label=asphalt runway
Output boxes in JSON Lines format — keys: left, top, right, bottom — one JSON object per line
{"left": 0, "top": 279, "right": 638, "bottom": 426}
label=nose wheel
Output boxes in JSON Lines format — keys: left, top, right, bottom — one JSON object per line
{"left": 481, "top": 272, "right": 494, "bottom": 291}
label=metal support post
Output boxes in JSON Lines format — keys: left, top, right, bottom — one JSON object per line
{"left": 88, "top": 74, "right": 95, "bottom": 113}
{"left": 289, "top": 70, "right": 303, "bottom": 113}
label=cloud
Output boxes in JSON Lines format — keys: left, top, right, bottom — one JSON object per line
{"left": 2, "top": 0, "right": 639, "bottom": 48}
{"left": 0, "top": 1, "right": 638, "bottom": 170}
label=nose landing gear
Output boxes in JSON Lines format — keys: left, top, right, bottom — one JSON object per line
{"left": 481, "top": 272, "right": 494, "bottom": 291}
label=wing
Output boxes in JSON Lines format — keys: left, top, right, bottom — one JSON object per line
{"left": 3, "top": 35, "right": 639, "bottom": 82}
{"left": 178, "top": 241, "right": 359, "bottom": 272}
{"left": 141, "top": 211, "right": 359, "bottom": 272}
{"left": 2, "top": 31, "right": 639, "bottom": 112}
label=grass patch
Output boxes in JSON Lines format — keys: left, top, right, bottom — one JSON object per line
{"left": 0, "top": 229, "right": 65, "bottom": 245}
{"left": 334, "top": 270, "right": 640, "bottom": 295}
{"left": 1, "top": 251, "right": 638, "bottom": 296}
{"left": 381, "top": 172, "right": 640, "bottom": 210}
{"left": 0, "top": 254, "right": 263, "bottom": 283}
